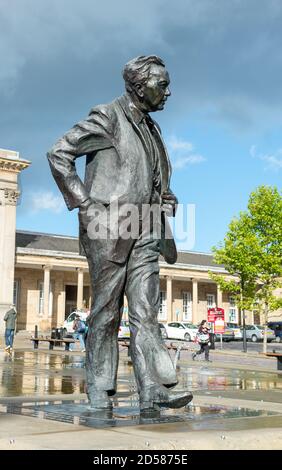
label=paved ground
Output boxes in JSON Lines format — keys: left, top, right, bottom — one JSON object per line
{"left": 0, "top": 333, "right": 281, "bottom": 450}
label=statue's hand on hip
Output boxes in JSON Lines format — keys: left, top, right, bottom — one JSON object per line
{"left": 161, "top": 191, "right": 178, "bottom": 217}
{"left": 78, "top": 198, "right": 93, "bottom": 229}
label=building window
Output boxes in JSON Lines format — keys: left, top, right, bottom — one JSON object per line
{"left": 183, "top": 291, "right": 192, "bottom": 321}
{"left": 38, "top": 282, "right": 53, "bottom": 317}
{"left": 159, "top": 291, "right": 167, "bottom": 320}
{"left": 207, "top": 294, "right": 215, "bottom": 309}
{"left": 13, "top": 280, "right": 20, "bottom": 311}
{"left": 229, "top": 296, "right": 237, "bottom": 322}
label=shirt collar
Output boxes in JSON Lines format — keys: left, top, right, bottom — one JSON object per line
{"left": 124, "top": 93, "right": 147, "bottom": 125}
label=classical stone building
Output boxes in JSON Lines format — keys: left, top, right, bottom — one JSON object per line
{"left": 1, "top": 148, "right": 281, "bottom": 334}
{"left": 13, "top": 229, "right": 267, "bottom": 332}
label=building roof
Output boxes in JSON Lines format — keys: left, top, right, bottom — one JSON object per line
{"left": 15, "top": 230, "right": 223, "bottom": 269}
{"left": 16, "top": 230, "right": 79, "bottom": 254}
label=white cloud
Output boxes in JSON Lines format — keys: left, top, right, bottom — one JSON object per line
{"left": 168, "top": 136, "right": 194, "bottom": 152}
{"left": 29, "top": 191, "right": 65, "bottom": 214}
{"left": 173, "top": 154, "right": 206, "bottom": 169}
{"left": 250, "top": 145, "right": 282, "bottom": 171}
{"left": 167, "top": 135, "right": 206, "bottom": 170}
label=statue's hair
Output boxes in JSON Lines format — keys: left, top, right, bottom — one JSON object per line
{"left": 122, "top": 55, "right": 165, "bottom": 93}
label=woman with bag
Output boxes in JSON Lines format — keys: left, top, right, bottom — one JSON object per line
{"left": 192, "top": 320, "right": 212, "bottom": 362}
{"left": 70, "top": 314, "right": 86, "bottom": 352}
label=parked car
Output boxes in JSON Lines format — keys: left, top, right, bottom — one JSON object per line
{"left": 225, "top": 323, "right": 243, "bottom": 340}
{"left": 63, "top": 310, "right": 88, "bottom": 335}
{"left": 244, "top": 325, "right": 276, "bottom": 342}
{"left": 165, "top": 322, "right": 198, "bottom": 341}
{"left": 158, "top": 322, "right": 168, "bottom": 339}
{"left": 268, "top": 322, "right": 282, "bottom": 342}
{"left": 118, "top": 320, "right": 130, "bottom": 339}
{"left": 215, "top": 327, "right": 235, "bottom": 342}
{"left": 182, "top": 323, "right": 199, "bottom": 341}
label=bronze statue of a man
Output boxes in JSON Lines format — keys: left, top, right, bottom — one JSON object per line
{"left": 47, "top": 55, "right": 192, "bottom": 413}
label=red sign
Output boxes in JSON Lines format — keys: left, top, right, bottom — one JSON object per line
{"left": 208, "top": 308, "right": 225, "bottom": 323}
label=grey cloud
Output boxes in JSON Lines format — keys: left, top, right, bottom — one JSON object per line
{"left": 1, "top": 0, "right": 282, "bottom": 200}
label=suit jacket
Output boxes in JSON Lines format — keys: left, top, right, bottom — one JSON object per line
{"left": 47, "top": 93, "right": 177, "bottom": 264}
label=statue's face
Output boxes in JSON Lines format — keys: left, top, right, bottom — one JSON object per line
{"left": 141, "top": 64, "right": 171, "bottom": 112}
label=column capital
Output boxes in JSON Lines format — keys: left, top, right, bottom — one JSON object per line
{"left": 76, "top": 267, "right": 86, "bottom": 273}
{"left": 0, "top": 188, "right": 21, "bottom": 206}
{"left": 42, "top": 264, "right": 53, "bottom": 271}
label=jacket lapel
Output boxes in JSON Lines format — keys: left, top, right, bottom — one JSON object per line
{"left": 117, "top": 96, "right": 151, "bottom": 157}
{"left": 151, "top": 122, "right": 171, "bottom": 193}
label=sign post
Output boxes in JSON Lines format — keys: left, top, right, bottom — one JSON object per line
{"left": 208, "top": 308, "right": 225, "bottom": 350}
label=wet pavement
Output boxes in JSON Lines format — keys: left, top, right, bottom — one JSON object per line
{"left": 0, "top": 348, "right": 281, "bottom": 432}
{"left": 1, "top": 350, "right": 282, "bottom": 398}
{"left": 0, "top": 399, "right": 279, "bottom": 429}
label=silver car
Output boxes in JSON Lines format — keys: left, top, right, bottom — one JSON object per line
{"left": 244, "top": 325, "right": 276, "bottom": 342}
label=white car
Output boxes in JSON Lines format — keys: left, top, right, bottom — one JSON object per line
{"left": 118, "top": 320, "right": 130, "bottom": 339}
{"left": 63, "top": 310, "right": 89, "bottom": 334}
{"left": 165, "top": 322, "right": 198, "bottom": 342}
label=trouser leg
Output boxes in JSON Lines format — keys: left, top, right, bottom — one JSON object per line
{"left": 204, "top": 344, "right": 209, "bottom": 360}
{"left": 5, "top": 329, "right": 10, "bottom": 347}
{"left": 78, "top": 334, "right": 85, "bottom": 349}
{"left": 85, "top": 249, "right": 127, "bottom": 396}
{"left": 196, "top": 344, "right": 205, "bottom": 356}
{"left": 125, "top": 237, "right": 177, "bottom": 392}
{"left": 10, "top": 330, "right": 14, "bottom": 347}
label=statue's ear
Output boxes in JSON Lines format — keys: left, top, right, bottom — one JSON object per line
{"left": 133, "top": 83, "right": 143, "bottom": 98}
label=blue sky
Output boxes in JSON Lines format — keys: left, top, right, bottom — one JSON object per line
{"left": 1, "top": 0, "right": 281, "bottom": 253}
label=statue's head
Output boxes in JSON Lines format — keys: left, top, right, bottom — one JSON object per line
{"left": 123, "top": 55, "right": 171, "bottom": 113}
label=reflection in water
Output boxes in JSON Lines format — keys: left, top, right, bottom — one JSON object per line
{"left": 178, "top": 366, "right": 282, "bottom": 392}
{"left": 0, "top": 350, "right": 281, "bottom": 398}
{"left": 0, "top": 351, "right": 86, "bottom": 397}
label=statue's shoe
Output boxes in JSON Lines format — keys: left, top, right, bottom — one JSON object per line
{"left": 89, "top": 390, "right": 113, "bottom": 411}
{"left": 139, "top": 385, "right": 193, "bottom": 412}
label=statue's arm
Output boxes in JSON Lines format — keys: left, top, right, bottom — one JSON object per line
{"left": 47, "top": 109, "right": 113, "bottom": 210}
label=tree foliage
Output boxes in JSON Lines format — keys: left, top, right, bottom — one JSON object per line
{"left": 210, "top": 186, "right": 282, "bottom": 340}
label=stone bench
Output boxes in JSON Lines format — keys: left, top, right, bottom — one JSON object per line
{"left": 31, "top": 337, "right": 75, "bottom": 351}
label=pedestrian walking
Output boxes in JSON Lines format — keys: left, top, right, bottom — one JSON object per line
{"left": 4, "top": 305, "right": 17, "bottom": 352}
{"left": 70, "top": 314, "right": 86, "bottom": 352}
{"left": 192, "top": 320, "right": 212, "bottom": 362}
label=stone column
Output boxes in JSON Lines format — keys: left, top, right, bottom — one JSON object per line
{"left": 217, "top": 285, "right": 223, "bottom": 308}
{"left": 76, "top": 268, "right": 84, "bottom": 310}
{"left": 0, "top": 149, "right": 30, "bottom": 334}
{"left": 192, "top": 278, "right": 198, "bottom": 324}
{"left": 166, "top": 276, "right": 173, "bottom": 322}
{"left": 56, "top": 277, "right": 66, "bottom": 327}
{"left": 43, "top": 265, "right": 52, "bottom": 318}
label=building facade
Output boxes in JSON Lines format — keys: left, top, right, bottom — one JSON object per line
{"left": 14, "top": 230, "right": 282, "bottom": 333}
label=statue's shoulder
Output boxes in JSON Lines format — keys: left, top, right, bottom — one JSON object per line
{"left": 88, "top": 98, "right": 120, "bottom": 122}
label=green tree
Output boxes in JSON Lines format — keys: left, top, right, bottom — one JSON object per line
{"left": 210, "top": 186, "right": 282, "bottom": 353}
{"left": 247, "top": 186, "right": 282, "bottom": 353}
